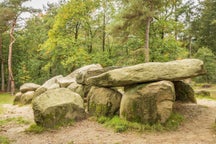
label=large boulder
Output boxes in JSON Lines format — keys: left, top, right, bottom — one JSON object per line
{"left": 32, "top": 88, "right": 85, "bottom": 128}
{"left": 66, "top": 64, "right": 102, "bottom": 80}
{"left": 42, "top": 75, "right": 63, "bottom": 89}
{"left": 32, "top": 75, "right": 63, "bottom": 99}
{"left": 87, "top": 86, "right": 122, "bottom": 117}
{"left": 56, "top": 77, "right": 76, "bottom": 88}
{"left": 67, "top": 82, "right": 85, "bottom": 97}
{"left": 20, "top": 83, "right": 40, "bottom": 93}
{"left": 13, "top": 92, "right": 22, "bottom": 105}
{"left": 87, "top": 59, "right": 205, "bottom": 87}
{"left": 20, "top": 91, "right": 35, "bottom": 105}
{"left": 174, "top": 81, "right": 196, "bottom": 103}
{"left": 76, "top": 66, "right": 121, "bottom": 85}
{"left": 120, "top": 81, "right": 175, "bottom": 124}
{"left": 33, "top": 86, "right": 47, "bottom": 99}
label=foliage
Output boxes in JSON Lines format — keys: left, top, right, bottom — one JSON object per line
{"left": 191, "top": 0, "right": 216, "bottom": 55}
{"left": 0, "top": 93, "right": 13, "bottom": 104}
{"left": 0, "top": 117, "right": 30, "bottom": 126}
{"left": 0, "top": 136, "right": 10, "bottom": 144}
{"left": 194, "top": 47, "right": 216, "bottom": 83}
{"left": 213, "top": 123, "right": 216, "bottom": 133}
{"left": 25, "top": 124, "right": 46, "bottom": 134}
{"left": 1, "top": 0, "right": 216, "bottom": 88}
{"left": 97, "top": 113, "right": 184, "bottom": 133}
{"left": 0, "top": 93, "right": 13, "bottom": 114}
{"left": 163, "top": 112, "right": 185, "bottom": 131}
{"left": 151, "top": 36, "right": 188, "bottom": 62}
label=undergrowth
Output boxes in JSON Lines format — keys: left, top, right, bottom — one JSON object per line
{"left": 195, "top": 95, "right": 216, "bottom": 101}
{"left": 97, "top": 112, "right": 184, "bottom": 133}
{"left": 25, "top": 120, "right": 75, "bottom": 134}
{"left": 25, "top": 124, "right": 46, "bottom": 134}
{"left": 0, "top": 117, "right": 30, "bottom": 126}
{"left": 0, "top": 136, "right": 10, "bottom": 144}
{"left": 0, "top": 93, "right": 14, "bottom": 114}
{"left": 212, "top": 123, "right": 216, "bottom": 132}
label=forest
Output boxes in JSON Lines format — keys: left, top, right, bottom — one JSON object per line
{"left": 0, "top": 0, "right": 216, "bottom": 95}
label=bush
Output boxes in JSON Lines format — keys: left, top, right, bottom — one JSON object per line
{"left": 97, "top": 113, "right": 184, "bottom": 133}
{"left": 194, "top": 47, "right": 216, "bottom": 83}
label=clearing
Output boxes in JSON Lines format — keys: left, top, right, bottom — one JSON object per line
{"left": 0, "top": 97, "right": 216, "bottom": 144}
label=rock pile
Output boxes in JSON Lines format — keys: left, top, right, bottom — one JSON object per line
{"left": 14, "top": 59, "right": 205, "bottom": 127}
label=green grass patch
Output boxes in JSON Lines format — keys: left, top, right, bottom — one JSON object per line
{"left": 0, "top": 93, "right": 14, "bottom": 114}
{"left": 195, "top": 95, "right": 216, "bottom": 101}
{"left": 97, "top": 113, "right": 184, "bottom": 133}
{"left": 0, "top": 117, "right": 30, "bottom": 126}
{"left": 25, "top": 124, "right": 46, "bottom": 134}
{"left": 25, "top": 119, "right": 75, "bottom": 134}
{"left": 0, "top": 136, "right": 10, "bottom": 144}
{"left": 0, "top": 93, "right": 14, "bottom": 104}
{"left": 163, "top": 112, "right": 185, "bottom": 131}
{"left": 212, "top": 123, "right": 216, "bottom": 132}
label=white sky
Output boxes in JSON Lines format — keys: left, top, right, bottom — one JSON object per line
{"left": 21, "top": 0, "right": 60, "bottom": 18}
{"left": 23, "top": 0, "right": 60, "bottom": 9}
{"left": 0, "top": 0, "right": 60, "bottom": 18}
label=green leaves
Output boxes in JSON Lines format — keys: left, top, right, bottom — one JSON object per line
{"left": 194, "top": 47, "right": 216, "bottom": 83}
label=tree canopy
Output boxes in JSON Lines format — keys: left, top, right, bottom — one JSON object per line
{"left": 0, "top": 0, "right": 216, "bottom": 92}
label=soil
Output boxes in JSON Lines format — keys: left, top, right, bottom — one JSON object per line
{"left": 0, "top": 99, "right": 216, "bottom": 144}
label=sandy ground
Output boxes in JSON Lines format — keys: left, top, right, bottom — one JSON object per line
{"left": 0, "top": 99, "right": 216, "bottom": 144}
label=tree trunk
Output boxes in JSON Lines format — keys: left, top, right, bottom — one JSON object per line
{"left": 88, "top": 29, "right": 93, "bottom": 53}
{"left": 102, "top": 10, "right": 106, "bottom": 52}
{"left": 74, "top": 22, "right": 80, "bottom": 41}
{"left": 8, "top": 18, "right": 17, "bottom": 95}
{"left": 189, "top": 36, "right": 192, "bottom": 58}
{"left": 0, "top": 35, "right": 5, "bottom": 91}
{"left": 144, "top": 17, "right": 151, "bottom": 63}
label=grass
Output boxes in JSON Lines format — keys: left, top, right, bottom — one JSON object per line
{"left": 0, "top": 136, "right": 10, "bottom": 144}
{"left": 0, "top": 93, "right": 14, "bottom": 114}
{"left": 25, "top": 119, "right": 75, "bottom": 134}
{"left": 25, "top": 124, "right": 46, "bottom": 134}
{"left": 195, "top": 94, "right": 216, "bottom": 101}
{"left": 0, "top": 117, "right": 30, "bottom": 126}
{"left": 97, "top": 113, "right": 184, "bottom": 133}
{"left": 212, "top": 122, "right": 216, "bottom": 133}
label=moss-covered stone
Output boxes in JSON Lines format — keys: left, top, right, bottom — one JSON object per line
{"left": 120, "top": 81, "right": 175, "bottom": 124}
{"left": 32, "top": 88, "right": 86, "bottom": 128}
{"left": 173, "top": 81, "right": 196, "bottom": 103}
{"left": 87, "top": 59, "right": 205, "bottom": 87}
{"left": 87, "top": 86, "right": 122, "bottom": 117}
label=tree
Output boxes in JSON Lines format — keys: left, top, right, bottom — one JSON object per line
{"left": 115, "top": 0, "right": 172, "bottom": 62}
{"left": 41, "top": 0, "right": 98, "bottom": 75}
{"left": 2, "top": 0, "right": 38, "bottom": 94}
{"left": 0, "top": 3, "right": 15, "bottom": 91}
{"left": 194, "top": 47, "right": 216, "bottom": 83}
{"left": 191, "top": 0, "right": 216, "bottom": 55}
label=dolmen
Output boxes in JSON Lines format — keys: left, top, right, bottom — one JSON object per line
{"left": 14, "top": 59, "right": 205, "bottom": 127}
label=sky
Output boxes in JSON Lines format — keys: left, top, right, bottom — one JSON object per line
{"left": 0, "top": 0, "right": 60, "bottom": 19}
{"left": 23, "top": 0, "right": 60, "bottom": 9}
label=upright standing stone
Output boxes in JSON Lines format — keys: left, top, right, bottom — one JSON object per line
{"left": 173, "top": 81, "right": 196, "bottom": 103}
{"left": 120, "top": 81, "right": 175, "bottom": 124}
{"left": 87, "top": 86, "right": 122, "bottom": 117}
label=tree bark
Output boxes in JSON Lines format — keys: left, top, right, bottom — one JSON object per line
{"left": 144, "top": 17, "right": 151, "bottom": 63}
{"left": 0, "top": 35, "right": 5, "bottom": 91}
{"left": 74, "top": 22, "right": 80, "bottom": 41}
{"left": 102, "top": 10, "right": 106, "bottom": 52}
{"left": 8, "top": 18, "right": 17, "bottom": 95}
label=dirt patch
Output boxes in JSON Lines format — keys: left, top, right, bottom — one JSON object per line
{"left": 1, "top": 99, "right": 216, "bottom": 144}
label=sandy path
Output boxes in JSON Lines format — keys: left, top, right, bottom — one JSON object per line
{"left": 0, "top": 99, "right": 216, "bottom": 144}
